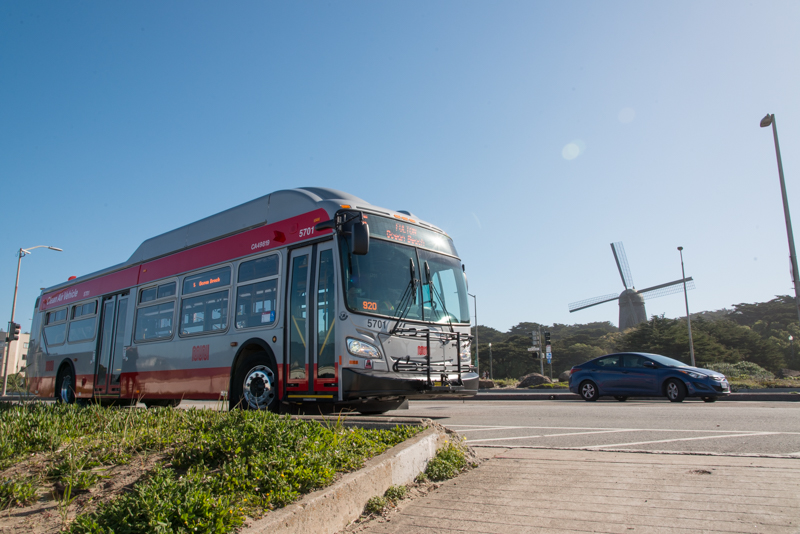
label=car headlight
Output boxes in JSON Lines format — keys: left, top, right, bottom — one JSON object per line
{"left": 460, "top": 341, "right": 471, "bottom": 361}
{"left": 680, "top": 370, "right": 707, "bottom": 379}
{"left": 347, "top": 338, "right": 382, "bottom": 360}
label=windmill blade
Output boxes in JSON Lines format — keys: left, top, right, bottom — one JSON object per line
{"left": 610, "top": 242, "right": 634, "bottom": 289}
{"left": 638, "top": 278, "right": 695, "bottom": 300}
{"left": 568, "top": 293, "right": 620, "bottom": 312}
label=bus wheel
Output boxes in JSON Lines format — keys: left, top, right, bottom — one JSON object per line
{"left": 232, "top": 353, "right": 278, "bottom": 412}
{"left": 55, "top": 366, "right": 76, "bottom": 405}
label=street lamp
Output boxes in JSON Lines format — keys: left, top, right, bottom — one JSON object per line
{"left": 488, "top": 342, "right": 493, "bottom": 380}
{"left": 3, "top": 245, "right": 62, "bottom": 396}
{"left": 468, "top": 293, "right": 479, "bottom": 376}
{"left": 761, "top": 113, "right": 800, "bottom": 325}
{"left": 677, "top": 247, "right": 695, "bottom": 367}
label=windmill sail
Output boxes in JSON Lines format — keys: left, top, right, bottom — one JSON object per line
{"left": 568, "top": 293, "right": 620, "bottom": 313}
{"left": 611, "top": 242, "right": 634, "bottom": 289}
{"left": 639, "top": 278, "right": 695, "bottom": 300}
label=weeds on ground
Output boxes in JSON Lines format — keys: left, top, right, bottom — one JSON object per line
{"left": 363, "top": 485, "right": 408, "bottom": 516}
{"left": 0, "top": 475, "right": 38, "bottom": 510}
{"left": 416, "top": 440, "right": 471, "bottom": 483}
{"left": 0, "top": 403, "right": 421, "bottom": 534}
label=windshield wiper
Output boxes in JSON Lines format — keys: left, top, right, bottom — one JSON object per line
{"left": 389, "top": 259, "right": 419, "bottom": 335}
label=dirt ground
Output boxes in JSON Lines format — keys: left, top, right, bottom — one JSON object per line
{"left": 0, "top": 453, "right": 163, "bottom": 534}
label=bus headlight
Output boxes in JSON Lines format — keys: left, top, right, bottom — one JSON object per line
{"left": 347, "top": 338, "right": 382, "bottom": 360}
{"left": 460, "top": 341, "right": 471, "bottom": 361}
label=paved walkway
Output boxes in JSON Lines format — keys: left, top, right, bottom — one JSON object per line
{"left": 357, "top": 447, "right": 800, "bottom": 534}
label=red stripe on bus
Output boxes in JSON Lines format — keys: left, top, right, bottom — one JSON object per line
{"left": 40, "top": 267, "right": 139, "bottom": 311}
{"left": 40, "top": 208, "right": 331, "bottom": 310}
{"left": 138, "top": 209, "right": 330, "bottom": 284}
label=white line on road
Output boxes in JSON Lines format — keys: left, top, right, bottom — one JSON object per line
{"left": 447, "top": 425, "right": 800, "bottom": 435}
{"left": 583, "top": 432, "right": 780, "bottom": 449}
{"left": 467, "top": 429, "right": 635, "bottom": 443}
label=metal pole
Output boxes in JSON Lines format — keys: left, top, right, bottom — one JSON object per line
{"left": 2, "top": 245, "right": 62, "bottom": 396}
{"left": 2, "top": 250, "right": 24, "bottom": 397}
{"left": 678, "top": 247, "right": 696, "bottom": 367}
{"left": 539, "top": 326, "right": 544, "bottom": 375}
{"left": 489, "top": 343, "right": 492, "bottom": 380}
{"left": 469, "top": 293, "right": 478, "bottom": 375}
{"left": 763, "top": 114, "right": 800, "bottom": 325}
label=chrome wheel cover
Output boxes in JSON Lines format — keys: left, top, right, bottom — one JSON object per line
{"left": 243, "top": 365, "right": 275, "bottom": 409}
{"left": 581, "top": 382, "right": 596, "bottom": 399}
{"left": 667, "top": 382, "right": 678, "bottom": 399}
{"left": 60, "top": 374, "right": 74, "bottom": 404}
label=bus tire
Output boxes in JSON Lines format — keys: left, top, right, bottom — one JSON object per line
{"left": 231, "top": 352, "right": 278, "bottom": 412}
{"left": 55, "top": 365, "right": 76, "bottom": 405}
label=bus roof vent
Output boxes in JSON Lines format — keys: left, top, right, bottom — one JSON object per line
{"left": 397, "top": 210, "right": 418, "bottom": 218}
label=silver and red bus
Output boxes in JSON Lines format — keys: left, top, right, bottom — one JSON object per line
{"left": 26, "top": 188, "right": 477, "bottom": 413}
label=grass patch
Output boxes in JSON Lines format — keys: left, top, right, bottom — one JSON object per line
{"left": 0, "top": 403, "right": 421, "bottom": 533}
{"left": 417, "top": 441, "right": 469, "bottom": 482}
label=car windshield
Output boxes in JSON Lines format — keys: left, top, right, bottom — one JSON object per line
{"left": 644, "top": 353, "right": 692, "bottom": 368}
{"left": 340, "top": 235, "right": 469, "bottom": 324}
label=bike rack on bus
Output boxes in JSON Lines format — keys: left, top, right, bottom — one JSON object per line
{"left": 389, "top": 329, "right": 473, "bottom": 391}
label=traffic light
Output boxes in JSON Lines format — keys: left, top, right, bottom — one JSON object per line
{"left": 544, "top": 331, "right": 551, "bottom": 345}
{"left": 7, "top": 322, "right": 20, "bottom": 342}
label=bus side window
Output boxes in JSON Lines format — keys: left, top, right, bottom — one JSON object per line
{"left": 235, "top": 254, "right": 279, "bottom": 330}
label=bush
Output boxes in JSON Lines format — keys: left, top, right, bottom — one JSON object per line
{"left": 704, "top": 362, "right": 775, "bottom": 380}
{"left": 384, "top": 484, "right": 406, "bottom": 502}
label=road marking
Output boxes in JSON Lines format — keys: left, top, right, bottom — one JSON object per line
{"left": 447, "top": 424, "right": 800, "bottom": 435}
{"left": 468, "top": 429, "right": 634, "bottom": 443}
{"left": 583, "top": 431, "right": 780, "bottom": 449}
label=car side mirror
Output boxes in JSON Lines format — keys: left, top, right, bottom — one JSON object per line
{"left": 643, "top": 361, "right": 657, "bottom": 369}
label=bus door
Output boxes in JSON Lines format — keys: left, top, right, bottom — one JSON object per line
{"left": 285, "top": 242, "right": 338, "bottom": 401}
{"left": 94, "top": 293, "right": 129, "bottom": 396}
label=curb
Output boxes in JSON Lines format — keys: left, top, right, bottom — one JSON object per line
{"left": 240, "top": 421, "right": 449, "bottom": 534}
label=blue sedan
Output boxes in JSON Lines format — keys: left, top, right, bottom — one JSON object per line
{"left": 568, "top": 352, "right": 730, "bottom": 402}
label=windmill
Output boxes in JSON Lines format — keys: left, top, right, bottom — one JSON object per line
{"left": 568, "top": 242, "right": 695, "bottom": 330}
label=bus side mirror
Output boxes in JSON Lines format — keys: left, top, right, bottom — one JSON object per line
{"left": 350, "top": 221, "right": 369, "bottom": 255}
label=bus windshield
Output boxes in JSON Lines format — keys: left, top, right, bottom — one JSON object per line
{"left": 340, "top": 237, "right": 470, "bottom": 324}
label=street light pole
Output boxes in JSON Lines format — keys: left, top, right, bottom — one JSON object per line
{"left": 677, "top": 247, "right": 695, "bottom": 367}
{"left": 3, "top": 245, "right": 62, "bottom": 396}
{"left": 488, "top": 343, "right": 493, "bottom": 380}
{"left": 468, "top": 293, "right": 478, "bottom": 376}
{"left": 761, "top": 113, "right": 800, "bottom": 325}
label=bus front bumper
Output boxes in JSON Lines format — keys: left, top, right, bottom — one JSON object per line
{"left": 341, "top": 368, "right": 479, "bottom": 401}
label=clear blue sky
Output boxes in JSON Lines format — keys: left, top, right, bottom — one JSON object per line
{"left": 2, "top": 1, "right": 800, "bottom": 334}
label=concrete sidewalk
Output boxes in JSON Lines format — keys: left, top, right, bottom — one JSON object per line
{"left": 355, "top": 447, "right": 800, "bottom": 534}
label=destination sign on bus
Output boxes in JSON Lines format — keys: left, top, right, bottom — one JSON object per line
{"left": 367, "top": 215, "right": 458, "bottom": 256}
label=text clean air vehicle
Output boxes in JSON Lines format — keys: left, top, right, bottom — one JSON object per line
{"left": 27, "top": 188, "right": 477, "bottom": 413}
{"left": 569, "top": 352, "right": 730, "bottom": 402}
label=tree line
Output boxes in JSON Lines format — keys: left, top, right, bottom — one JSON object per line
{"left": 472, "top": 295, "right": 799, "bottom": 380}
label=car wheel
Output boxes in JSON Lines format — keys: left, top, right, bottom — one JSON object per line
{"left": 231, "top": 352, "right": 278, "bottom": 412}
{"left": 55, "top": 366, "right": 76, "bottom": 405}
{"left": 665, "top": 379, "right": 686, "bottom": 402}
{"left": 614, "top": 396, "right": 628, "bottom": 402}
{"left": 579, "top": 380, "right": 599, "bottom": 402}
{"left": 702, "top": 396, "right": 716, "bottom": 403}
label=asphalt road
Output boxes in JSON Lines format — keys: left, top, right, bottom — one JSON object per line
{"left": 399, "top": 399, "right": 800, "bottom": 457}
